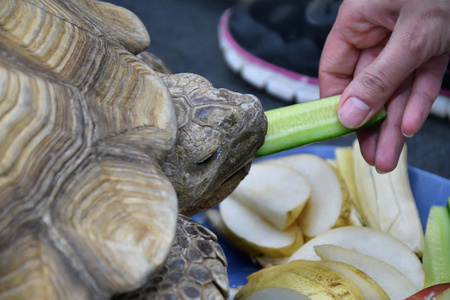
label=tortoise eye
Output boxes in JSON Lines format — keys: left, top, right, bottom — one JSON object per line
{"left": 196, "top": 151, "right": 217, "bottom": 166}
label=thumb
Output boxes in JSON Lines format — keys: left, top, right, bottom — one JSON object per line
{"left": 337, "top": 62, "right": 401, "bottom": 128}
{"left": 337, "top": 45, "right": 419, "bottom": 128}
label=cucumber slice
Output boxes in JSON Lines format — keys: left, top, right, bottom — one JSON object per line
{"left": 256, "top": 95, "right": 387, "bottom": 157}
{"left": 422, "top": 203, "right": 450, "bottom": 287}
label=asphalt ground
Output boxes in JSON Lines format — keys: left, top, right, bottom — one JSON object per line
{"left": 105, "top": 0, "right": 449, "bottom": 179}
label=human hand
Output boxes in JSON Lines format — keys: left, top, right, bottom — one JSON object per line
{"left": 319, "top": 0, "right": 450, "bottom": 173}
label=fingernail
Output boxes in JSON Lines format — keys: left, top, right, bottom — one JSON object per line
{"left": 338, "top": 97, "right": 370, "bottom": 128}
{"left": 401, "top": 128, "right": 414, "bottom": 138}
{"left": 375, "top": 167, "right": 387, "bottom": 175}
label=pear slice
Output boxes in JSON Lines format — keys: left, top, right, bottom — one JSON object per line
{"left": 327, "top": 159, "right": 338, "bottom": 168}
{"left": 246, "top": 288, "right": 309, "bottom": 300}
{"left": 219, "top": 196, "right": 304, "bottom": 257}
{"left": 314, "top": 244, "right": 418, "bottom": 299}
{"left": 274, "top": 260, "right": 364, "bottom": 299}
{"left": 384, "top": 145, "right": 424, "bottom": 256}
{"left": 353, "top": 141, "right": 424, "bottom": 255}
{"left": 335, "top": 146, "right": 365, "bottom": 226}
{"left": 287, "top": 226, "right": 425, "bottom": 290}
{"left": 231, "top": 163, "right": 311, "bottom": 230}
{"left": 263, "top": 153, "right": 350, "bottom": 238}
{"left": 335, "top": 147, "right": 357, "bottom": 204}
{"left": 254, "top": 255, "right": 289, "bottom": 268}
{"left": 320, "top": 261, "right": 389, "bottom": 300}
{"left": 206, "top": 209, "right": 290, "bottom": 267}
{"left": 348, "top": 206, "right": 363, "bottom": 226}
{"left": 352, "top": 141, "right": 380, "bottom": 229}
{"left": 236, "top": 260, "right": 364, "bottom": 300}
{"left": 204, "top": 209, "right": 228, "bottom": 236}
{"left": 236, "top": 270, "right": 337, "bottom": 300}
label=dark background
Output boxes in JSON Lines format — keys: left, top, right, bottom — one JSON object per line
{"left": 105, "top": 0, "right": 449, "bottom": 179}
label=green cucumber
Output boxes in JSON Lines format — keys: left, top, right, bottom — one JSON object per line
{"left": 255, "top": 95, "right": 387, "bottom": 157}
{"left": 422, "top": 202, "right": 450, "bottom": 287}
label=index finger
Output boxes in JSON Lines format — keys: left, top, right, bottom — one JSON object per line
{"left": 319, "top": 27, "right": 359, "bottom": 97}
{"left": 318, "top": 0, "right": 394, "bottom": 97}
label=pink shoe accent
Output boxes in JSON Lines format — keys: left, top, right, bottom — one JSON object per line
{"left": 219, "top": 9, "right": 320, "bottom": 85}
{"left": 440, "top": 88, "right": 450, "bottom": 97}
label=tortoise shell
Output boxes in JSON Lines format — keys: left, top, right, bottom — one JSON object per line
{"left": 0, "top": 0, "right": 266, "bottom": 299}
{"left": 114, "top": 215, "right": 229, "bottom": 300}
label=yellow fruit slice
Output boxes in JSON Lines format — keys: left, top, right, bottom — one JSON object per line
{"left": 235, "top": 260, "right": 364, "bottom": 300}
{"left": 320, "top": 261, "right": 389, "bottom": 300}
{"left": 314, "top": 244, "right": 418, "bottom": 299}
{"left": 288, "top": 226, "right": 425, "bottom": 290}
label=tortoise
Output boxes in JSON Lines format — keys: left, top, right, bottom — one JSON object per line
{"left": 114, "top": 214, "right": 230, "bottom": 300}
{"left": 0, "top": 0, "right": 267, "bottom": 299}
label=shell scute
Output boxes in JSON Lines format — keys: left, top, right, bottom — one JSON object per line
{"left": 0, "top": 67, "right": 88, "bottom": 211}
{"left": 1, "top": 0, "right": 179, "bottom": 298}
{"left": 113, "top": 215, "right": 229, "bottom": 300}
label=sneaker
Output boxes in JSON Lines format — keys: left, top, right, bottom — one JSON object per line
{"left": 218, "top": 0, "right": 341, "bottom": 104}
{"left": 430, "top": 63, "right": 450, "bottom": 119}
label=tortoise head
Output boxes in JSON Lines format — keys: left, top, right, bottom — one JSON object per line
{"left": 161, "top": 73, "right": 267, "bottom": 216}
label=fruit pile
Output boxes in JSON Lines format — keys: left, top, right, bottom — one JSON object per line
{"left": 206, "top": 140, "right": 450, "bottom": 299}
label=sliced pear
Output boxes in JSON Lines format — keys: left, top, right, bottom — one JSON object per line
{"left": 274, "top": 260, "right": 364, "bottom": 299}
{"left": 231, "top": 163, "right": 311, "bottom": 230}
{"left": 349, "top": 205, "right": 363, "bottom": 226}
{"left": 236, "top": 260, "right": 364, "bottom": 300}
{"left": 219, "top": 196, "right": 304, "bottom": 257}
{"left": 254, "top": 255, "right": 289, "bottom": 268}
{"left": 205, "top": 209, "right": 228, "bottom": 236}
{"left": 384, "top": 145, "right": 424, "bottom": 256}
{"left": 246, "top": 288, "right": 309, "bottom": 300}
{"left": 372, "top": 169, "right": 400, "bottom": 232}
{"left": 236, "top": 270, "right": 337, "bottom": 300}
{"left": 206, "top": 209, "right": 290, "bottom": 267}
{"left": 335, "top": 146, "right": 364, "bottom": 224}
{"left": 352, "top": 141, "right": 380, "bottom": 229}
{"left": 315, "top": 244, "right": 418, "bottom": 299}
{"left": 328, "top": 162, "right": 353, "bottom": 228}
{"left": 263, "top": 154, "right": 350, "bottom": 238}
{"left": 287, "top": 226, "right": 425, "bottom": 290}
{"left": 353, "top": 141, "right": 424, "bottom": 255}
{"left": 320, "top": 261, "right": 389, "bottom": 300}
{"left": 327, "top": 159, "right": 338, "bottom": 168}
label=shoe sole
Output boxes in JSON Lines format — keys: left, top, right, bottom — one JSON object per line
{"left": 431, "top": 93, "right": 450, "bottom": 119}
{"left": 218, "top": 8, "right": 450, "bottom": 119}
{"left": 218, "top": 9, "right": 321, "bottom": 104}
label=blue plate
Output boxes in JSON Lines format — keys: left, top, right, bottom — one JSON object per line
{"left": 192, "top": 145, "right": 450, "bottom": 288}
